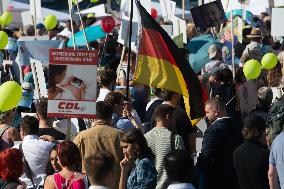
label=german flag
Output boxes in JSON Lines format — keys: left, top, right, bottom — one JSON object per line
{"left": 134, "top": 0, "right": 204, "bottom": 120}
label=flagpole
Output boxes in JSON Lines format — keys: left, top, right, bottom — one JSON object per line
{"left": 75, "top": 0, "right": 90, "bottom": 50}
{"left": 68, "top": 0, "right": 76, "bottom": 50}
{"left": 126, "top": 0, "right": 134, "bottom": 99}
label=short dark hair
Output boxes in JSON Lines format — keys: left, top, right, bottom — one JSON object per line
{"left": 104, "top": 91, "right": 123, "bottom": 107}
{"left": 205, "top": 97, "right": 226, "bottom": 113}
{"left": 100, "top": 69, "right": 116, "bottom": 87}
{"left": 164, "top": 150, "right": 194, "bottom": 183}
{"left": 163, "top": 90, "right": 178, "bottom": 101}
{"left": 242, "top": 114, "right": 266, "bottom": 141}
{"left": 57, "top": 141, "right": 81, "bottom": 171}
{"left": 96, "top": 101, "right": 113, "bottom": 121}
{"left": 35, "top": 98, "right": 48, "bottom": 119}
{"left": 48, "top": 65, "right": 67, "bottom": 89}
{"left": 21, "top": 116, "right": 39, "bottom": 135}
{"left": 153, "top": 104, "right": 175, "bottom": 120}
{"left": 85, "top": 151, "right": 114, "bottom": 185}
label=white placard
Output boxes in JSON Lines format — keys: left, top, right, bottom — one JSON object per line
{"left": 161, "top": 25, "right": 173, "bottom": 36}
{"left": 160, "top": 0, "right": 172, "bottom": 21}
{"left": 21, "top": 10, "right": 44, "bottom": 27}
{"left": 170, "top": 1, "right": 176, "bottom": 21}
{"left": 30, "top": 58, "right": 47, "bottom": 99}
{"left": 120, "top": 0, "right": 150, "bottom": 20}
{"left": 274, "top": 0, "right": 284, "bottom": 7}
{"left": 272, "top": 8, "right": 284, "bottom": 36}
{"left": 172, "top": 16, "right": 187, "bottom": 43}
{"left": 29, "top": 0, "right": 42, "bottom": 19}
{"left": 117, "top": 16, "right": 139, "bottom": 51}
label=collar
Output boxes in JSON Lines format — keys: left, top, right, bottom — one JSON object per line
{"left": 89, "top": 186, "right": 111, "bottom": 189}
{"left": 167, "top": 183, "right": 195, "bottom": 189}
{"left": 212, "top": 117, "right": 231, "bottom": 124}
{"left": 93, "top": 120, "right": 111, "bottom": 127}
{"left": 24, "top": 135, "right": 39, "bottom": 140}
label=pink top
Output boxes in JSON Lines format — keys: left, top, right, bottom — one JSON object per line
{"left": 53, "top": 173, "right": 85, "bottom": 189}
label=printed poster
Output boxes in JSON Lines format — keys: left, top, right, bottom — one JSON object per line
{"left": 48, "top": 49, "right": 98, "bottom": 118}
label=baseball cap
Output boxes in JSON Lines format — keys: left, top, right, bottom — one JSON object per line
{"left": 36, "top": 23, "right": 45, "bottom": 30}
{"left": 21, "top": 82, "right": 33, "bottom": 91}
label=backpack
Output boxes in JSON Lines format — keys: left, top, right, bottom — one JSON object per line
{"left": 0, "top": 126, "right": 10, "bottom": 151}
{"left": 267, "top": 97, "right": 284, "bottom": 143}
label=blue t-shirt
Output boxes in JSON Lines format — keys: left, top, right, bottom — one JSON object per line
{"left": 269, "top": 132, "right": 284, "bottom": 188}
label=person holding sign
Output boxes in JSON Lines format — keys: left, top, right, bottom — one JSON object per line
{"left": 48, "top": 65, "right": 86, "bottom": 100}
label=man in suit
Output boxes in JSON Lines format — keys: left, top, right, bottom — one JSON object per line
{"left": 197, "top": 97, "right": 242, "bottom": 189}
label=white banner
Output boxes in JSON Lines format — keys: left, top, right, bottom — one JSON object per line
{"left": 272, "top": 8, "right": 284, "bottom": 36}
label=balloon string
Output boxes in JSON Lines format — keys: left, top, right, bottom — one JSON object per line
{"left": 68, "top": 0, "right": 76, "bottom": 50}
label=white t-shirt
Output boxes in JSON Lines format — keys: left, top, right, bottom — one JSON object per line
{"left": 96, "top": 88, "right": 111, "bottom": 102}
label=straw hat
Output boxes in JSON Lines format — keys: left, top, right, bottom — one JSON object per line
{"left": 247, "top": 28, "right": 262, "bottom": 38}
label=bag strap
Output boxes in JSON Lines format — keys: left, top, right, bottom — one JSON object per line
{"left": 19, "top": 143, "right": 36, "bottom": 189}
{"left": 0, "top": 126, "right": 10, "bottom": 138}
{"left": 66, "top": 173, "right": 81, "bottom": 189}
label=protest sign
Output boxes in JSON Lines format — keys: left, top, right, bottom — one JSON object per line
{"left": 120, "top": 0, "right": 150, "bottom": 20}
{"left": 274, "top": 0, "right": 284, "bottom": 7}
{"left": 16, "top": 39, "right": 63, "bottom": 66}
{"left": 29, "top": 0, "right": 42, "bottom": 19}
{"left": 160, "top": 0, "right": 172, "bottom": 21}
{"left": 172, "top": 16, "right": 187, "bottom": 44}
{"left": 30, "top": 58, "right": 47, "bottom": 99}
{"left": 271, "top": 8, "right": 284, "bottom": 36}
{"left": 190, "top": 1, "right": 227, "bottom": 31}
{"left": 117, "top": 16, "right": 139, "bottom": 51}
{"left": 161, "top": 24, "right": 173, "bottom": 37}
{"left": 170, "top": 1, "right": 176, "bottom": 21}
{"left": 48, "top": 49, "right": 98, "bottom": 118}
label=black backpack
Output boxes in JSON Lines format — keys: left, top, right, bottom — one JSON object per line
{"left": 267, "top": 97, "right": 284, "bottom": 143}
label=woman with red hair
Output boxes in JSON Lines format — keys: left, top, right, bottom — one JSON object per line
{"left": 0, "top": 148, "right": 26, "bottom": 189}
{"left": 44, "top": 141, "right": 86, "bottom": 189}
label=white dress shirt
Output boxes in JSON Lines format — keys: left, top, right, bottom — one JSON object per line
{"left": 14, "top": 135, "right": 54, "bottom": 188}
{"left": 167, "top": 183, "right": 196, "bottom": 189}
{"left": 89, "top": 186, "right": 111, "bottom": 189}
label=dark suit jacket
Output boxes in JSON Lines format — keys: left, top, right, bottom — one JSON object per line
{"left": 197, "top": 117, "right": 243, "bottom": 189}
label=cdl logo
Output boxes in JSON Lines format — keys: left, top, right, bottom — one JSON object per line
{"left": 58, "top": 102, "right": 87, "bottom": 111}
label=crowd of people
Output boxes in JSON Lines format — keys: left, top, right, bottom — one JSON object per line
{"left": 0, "top": 8, "right": 284, "bottom": 189}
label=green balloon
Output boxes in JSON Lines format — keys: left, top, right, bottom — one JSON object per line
{"left": 44, "top": 14, "right": 57, "bottom": 30}
{"left": 0, "top": 81, "right": 22, "bottom": 113}
{"left": 0, "top": 16, "right": 3, "bottom": 26}
{"left": 2, "top": 11, "right": 13, "bottom": 25}
{"left": 243, "top": 59, "right": 262, "bottom": 80}
{"left": 261, "top": 53, "right": 278, "bottom": 70}
{"left": 0, "top": 31, "right": 8, "bottom": 50}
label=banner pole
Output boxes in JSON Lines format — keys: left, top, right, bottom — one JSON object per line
{"left": 75, "top": 0, "right": 90, "bottom": 50}
{"left": 68, "top": 0, "right": 76, "bottom": 50}
{"left": 126, "top": 0, "right": 134, "bottom": 99}
{"left": 182, "top": 0, "right": 185, "bottom": 19}
{"left": 230, "top": 3, "right": 235, "bottom": 80}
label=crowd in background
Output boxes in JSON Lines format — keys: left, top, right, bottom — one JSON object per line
{"left": 1, "top": 10, "right": 284, "bottom": 189}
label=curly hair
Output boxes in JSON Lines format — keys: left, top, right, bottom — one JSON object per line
{"left": 35, "top": 97, "right": 48, "bottom": 119}
{"left": 0, "top": 148, "right": 23, "bottom": 181}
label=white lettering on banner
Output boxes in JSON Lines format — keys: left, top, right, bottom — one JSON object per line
{"left": 48, "top": 100, "right": 96, "bottom": 115}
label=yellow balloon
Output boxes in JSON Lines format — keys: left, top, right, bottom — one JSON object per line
{"left": 44, "top": 14, "right": 57, "bottom": 30}
{"left": 0, "top": 16, "right": 3, "bottom": 26}
{"left": 1, "top": 11, "right": 13, "bottom": 25}
{"left": 0, "top": 31, "right": 8, "bottom": 50}
{"left": 91, "top": 0, "right": 99, "bottom": 3}
{"left": 243, "top": 59, "right": 262, "bottom": 80}
{"left": 0, "top": 81, "right": 22, "bottom": 113}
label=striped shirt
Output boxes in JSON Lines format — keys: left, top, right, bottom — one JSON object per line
{"left": 145, "top": 127, "right": 185, "bottom": 189}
